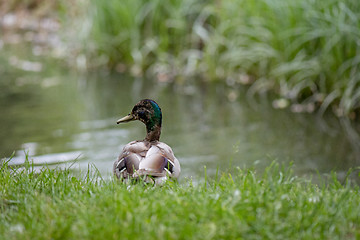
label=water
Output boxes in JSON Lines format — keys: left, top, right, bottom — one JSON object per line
{"left": 1, "top": 48, "right": 360, "bottom": 182}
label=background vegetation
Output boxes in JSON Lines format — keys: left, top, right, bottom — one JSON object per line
{"left": 1, "top": 162, "right": 360, "bottom": 239}
{"left": 2, "top": 0, "right": 360, "bottom": 117}
{"left": 85, "top": 0, "right": 360, "bottom": 117}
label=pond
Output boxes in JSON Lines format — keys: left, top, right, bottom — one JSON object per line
{"left": 1, "top": 46, "right": 360, "bottom": 183}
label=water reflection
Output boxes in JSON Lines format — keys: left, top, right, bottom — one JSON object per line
{"left": 1, "top": 70, "right": 360, "bottom": 182}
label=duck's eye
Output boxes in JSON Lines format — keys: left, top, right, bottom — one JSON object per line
{"left": 138, "top": 110, "right": 146, "bottom": 119}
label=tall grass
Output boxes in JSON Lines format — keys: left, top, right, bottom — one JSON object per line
{"left": 85, "top": 0, "right": 360, "bottom": 116}
{"left": 1, "top": 161, "right": 360, "bottom": 239}
{"left": 206, "top": 0, "right": 360, "bottom": 115}
{"left": 87, "top": 0, "right": 207, "bottom": 72}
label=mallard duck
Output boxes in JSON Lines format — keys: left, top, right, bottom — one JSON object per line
{"left": 113, "top": 99, "right": 181, "bottom": 184}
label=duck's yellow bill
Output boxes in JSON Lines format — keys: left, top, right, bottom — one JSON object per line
{"left": 117, "top": 114, "right": 135, "bottom": 124}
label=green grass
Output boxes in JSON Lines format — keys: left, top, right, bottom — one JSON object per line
{"left": 84, "top": 0, "right": 360, "bottom": 117}
{"left": 1, "top": 161, "right": 360, "bottom": 239}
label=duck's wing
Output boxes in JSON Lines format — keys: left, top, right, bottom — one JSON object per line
{"left": 113, "top": 141, "right": 150, "bottom": 179}
{"left": 137, "top": 142, "right": 181, "bottom": 179}
{"left": 156, "top": 142, "right": 181, "bottom": 178}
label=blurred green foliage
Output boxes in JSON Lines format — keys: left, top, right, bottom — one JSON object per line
{"left": 86, "top": 0, "right": 360, "bottom": 116}
{"left": 2, "top": 0, "right": 360, "bottom": 117}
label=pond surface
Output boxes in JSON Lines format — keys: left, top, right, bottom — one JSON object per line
{"left": 1, "top": 46, "right": 360, "bottom": 183}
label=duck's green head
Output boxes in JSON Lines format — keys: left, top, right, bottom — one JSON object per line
{"left": 117, "top": 99, "right": 162, "bottom": 132}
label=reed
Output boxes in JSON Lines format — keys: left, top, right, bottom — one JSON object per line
{"left": 85, "top": 0, "right": 360, "bottom": 116}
